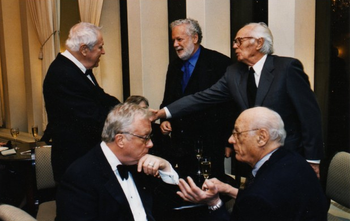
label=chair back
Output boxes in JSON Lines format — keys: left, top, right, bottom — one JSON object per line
{"left": 35, "top": 145, "right": 55, "bottom": 190}
{"left": 0, "top": 204, "right": 37, "bottom": 221}
{"left": 326, "top": 151, "right": 350, "bottom": 208}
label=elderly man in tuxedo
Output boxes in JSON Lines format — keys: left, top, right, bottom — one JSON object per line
{"left": 43, "top": 22, "right": 120, "bottom": 182}
{"left": 177, "top": 107, "right": 328, "bottom": 221}
{"left": 55, "top": 103, "right": 179, "bottom": 221}
{"left": 153, "top": 22, "right": 323, "bottom": 178}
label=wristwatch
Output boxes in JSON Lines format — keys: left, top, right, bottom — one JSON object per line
{"left": 208, "top": 199, "right": 223, "bottom": 211}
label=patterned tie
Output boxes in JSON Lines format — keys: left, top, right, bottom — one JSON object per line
{"left": 247, "top": 67, "right": 257, "bottom": 107}
{"left": 181, "top": 61, "right": 191, "bottom": 92}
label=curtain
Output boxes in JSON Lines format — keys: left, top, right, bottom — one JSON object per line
{"left": 78, "top": 0, "right": 104, "bottom": 26}
{"left": 78, "top": 0, "right": 104, "bottom": 83}
{"left": 26, "top": 0, "right": 60, "bottom": 130}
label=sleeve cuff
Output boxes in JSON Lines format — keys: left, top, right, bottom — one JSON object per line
{"left": 164, "top": 107, "right": 172, "bottom": 119}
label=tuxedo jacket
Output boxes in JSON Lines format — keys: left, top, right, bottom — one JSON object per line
{"left": 160, "top": 46, "right": 236, "bottom": 178}
{"left": 43, "top": 53, "right": 120, "bottom": 181}
{"left": 55, "top": 145, "right": 155, "bottom": 221}
{"left": 210, "top": 148, "right": 328, "bottom": 221}
{"left": 167, "top": 55, "right": 324, "bottom": 160}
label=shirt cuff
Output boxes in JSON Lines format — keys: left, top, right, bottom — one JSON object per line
{"left": 306, "top": 159, "right": 320, "bottom": 164}
{"left": 164, "top": 107, "right": 172, "bottom": 119}
{"left": 159, "top": 164, "right": 179, "bottom": 184}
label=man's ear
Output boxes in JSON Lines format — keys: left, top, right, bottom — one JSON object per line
{"left": 257, "top": 128, "right": 268, "bottom": 146}
{"left": 80, "top": 44, "right": 89, "bottom": 56}
{"left": 192, "top": 34, "right": 199, "bottom": 44}
{"left": 115, "top": 134, "right": 125, "bottom": 148}
{"left": 256, "top": 37, "right": 264, "bottom": 51}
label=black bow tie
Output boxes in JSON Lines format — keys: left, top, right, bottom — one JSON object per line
{"left": 85, "top": 69, "right": 93, "bottom": 76}
{"left": 117, "top": 164, "right": 136, "bottom": 180}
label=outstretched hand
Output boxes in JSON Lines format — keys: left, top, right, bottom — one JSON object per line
{"left": 176, "top": 176, "right": 221, "bottom": 206}
{"left": 148, "top": 109, "right": 166, "bottom": 122}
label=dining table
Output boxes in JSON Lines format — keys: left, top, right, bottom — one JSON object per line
{"left": 0, "top": 142, "right": 37, "bottom": 216}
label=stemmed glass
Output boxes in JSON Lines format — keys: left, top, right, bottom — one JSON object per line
{"left": 200, "top": 156, "right": 211, "bottom": 179}
{"left": 194, "top": 139, "right": 203, "bottom": 176}
{"left": 31, "top": 125, "right": 39, "bottom": 147}
{"left": 10, "top": 128, "right": 20, "bottom": 150}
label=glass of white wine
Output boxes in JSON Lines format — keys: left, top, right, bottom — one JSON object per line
{"left": 194, "top": 140, "right": 203, "bottom": 176}
{"left": 31, "top": 125, "right": 39, "bottom": 147}
{"left": 201, "top": 156, "right": 211, "bottom": 179}
{"left": 10, "top": 128, "right": 20, "bottom": 150}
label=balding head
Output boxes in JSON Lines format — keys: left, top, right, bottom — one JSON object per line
{"left": 229, "top": 107, "right": 286, "bottom": 167}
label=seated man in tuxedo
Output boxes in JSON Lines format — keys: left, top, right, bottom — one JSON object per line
{"left": 177, "top": 107, "right": 328, "bottom": 221}
{"left": 55, "top": 103, "right": 179, "bottom": 221}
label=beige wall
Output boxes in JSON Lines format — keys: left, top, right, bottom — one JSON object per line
{"left": 269, "top": 0, "right": 315, "bottom": 88}
{"left": 0, "top": 0, "right": 317, "bottom": 135}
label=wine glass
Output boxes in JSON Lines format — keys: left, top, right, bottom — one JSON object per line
{"left": 31, "top": 125, "right": 39, "bottom": 147}
{"left": 201, "top": 156, "right": 211, "bottom": 179}
{"left": 10, "top": 128, "right": 20, "bottom": 150}
{"left": 194, "top": 140, "right": 203, "bottom": 176}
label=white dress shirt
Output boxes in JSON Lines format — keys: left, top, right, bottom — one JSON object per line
{"left": 101, "top": 141, "right": 179, "bottom": 221}
{"left": 61, "top": 50, "right": 95, "bottom": 85}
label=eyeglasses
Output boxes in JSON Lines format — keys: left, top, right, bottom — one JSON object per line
{"left": 120, "top": 132, "right": 153, "bottom": 144}
{"left": 233, "top": 37, "right": 256, "bottom": 47}
{"left": 232, "top": 128, "right": 260, "bottom": 137}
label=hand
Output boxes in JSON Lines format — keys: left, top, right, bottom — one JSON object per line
{"left": 210, "top": 178, "right": 239, "bottom": 199}
{"left": 309, "top": 163, "right": 320, "bottom": 179}
{"left": 137, "top": 154, "right": 171, "bottom": 177}
{"left": 149, "top": 109, "right": 167, "bottom": 122}
{"left": 148, "top": 109, "right": 159, "bottom": 122}
{"left": 177, "top": 176, "right": 221, "bottom": 206}
{"left": 0, "top": 142, "right": 6, "bottom": 146}
{"left": 160, "top": 121, "right": 172, "bottom": 135}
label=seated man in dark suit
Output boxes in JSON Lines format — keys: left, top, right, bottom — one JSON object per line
{"left": 55, "top": 103, "right": 179, "bottom": 221}
{"left": 177, "top": 107, "right": 328, "bottom": 221}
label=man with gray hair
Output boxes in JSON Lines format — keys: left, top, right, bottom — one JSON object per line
{"left": 177, "top": 107, "right": 328, "bottom": 221}
{"left": 154, "top": 22, "right": 323, "bottom": 178}
{"left": 43, "top": 22, "right": 120, "bottom": 182}
{"left": 56, "top": 103, "right": 179, "bottom": 221}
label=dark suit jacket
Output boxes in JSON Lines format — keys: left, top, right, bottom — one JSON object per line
{"left": 43, "top": 53, "right": 120, "bottom": 181}
{"left": 55, "top": 145, "right": 155, "bottom": 221}
{"left": 167, "top": 55, "right": 324, "bottom": 160}
{"left": 210, "top": 148, "right": 328, "bottom": 221}
{"left": 160, "top": 46, "right": 236, "bottom": 179}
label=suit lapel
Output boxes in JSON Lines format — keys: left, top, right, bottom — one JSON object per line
{"left": 255, "top": 55, "right": 275, "bottom": 106}
{"left": 237, "top": 64, "right": 250, "bottom": 108}
{"left": 131, "top": 171, "right": 155, "bottom": 221}
{"left": 95, "top": 148, "right": 135, "bottom": 219}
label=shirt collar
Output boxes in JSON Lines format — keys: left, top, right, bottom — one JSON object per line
{"left": 61, "top": 50, "right": 87, "bottom": 74}
{"left": 100, "top": 141, "right": 122, "bottom": 171}
{"left": 252, "top": 147, "right": 278, "bottom": 177}
{"left": 187, "top": 46, "right": 201, "bottom": 67}
{"left": 251, "top": 54, "right": 267, "bottom": 78}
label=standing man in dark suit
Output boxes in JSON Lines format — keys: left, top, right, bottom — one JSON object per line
{"left": 154, "top": 22, "right": 323, "bottom": 178}
{"left": 177, "top": 107, "right": 328, "bottom": 221}
{"left": 55, "top": 103, "right": 179, "bottom": 221}
{"left": 43, "top": 22, "right": 120, "bottom": 182}
{"left": 160, "top": 18, "right": 235, "bottom": 180}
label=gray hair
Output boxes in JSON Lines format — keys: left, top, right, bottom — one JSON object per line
{"left": 125, "top": 95, "right": 149, "bottom": 108}
{"left": 249, "top": 107, "right": 286, "bottom": 145}
{"left": 170, "top": 18, "right": 203, "bottom": 44}
{"left": 246, "top": 22, "right": 274, "bottom": 55}
{"left": 101, "top": 103, "right": 149, "bottom": 143}
{"left": 65, "top": 22, "right": 102, "bottom": 52}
